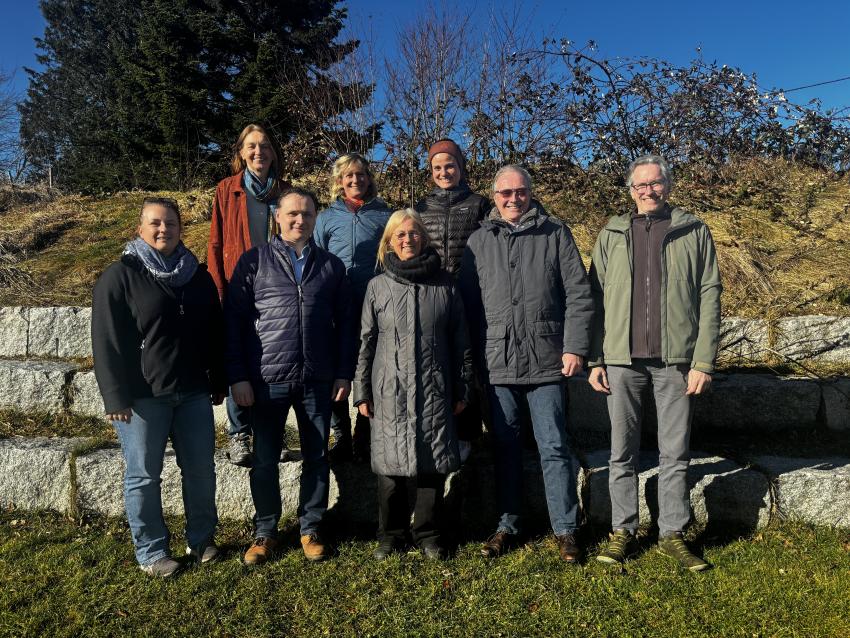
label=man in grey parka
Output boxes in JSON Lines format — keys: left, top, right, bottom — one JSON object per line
{"left": 588, "top": 154, "right": 721, "bottom": 571}
{"left": 459, "top": 165, "right": 594, "bottom": 563}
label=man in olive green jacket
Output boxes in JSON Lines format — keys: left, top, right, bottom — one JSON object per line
{"left": 588, "top": 154, "right": 721, "bottom": 571}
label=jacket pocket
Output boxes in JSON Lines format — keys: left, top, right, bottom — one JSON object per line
{"left": 484, "top": 324, "right": 508, "bottom": 373}
{"left": 533, "top": 320, "right": 564, "bottom": 368}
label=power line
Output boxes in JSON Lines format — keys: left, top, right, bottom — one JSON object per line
{"left": 780, "top": 75, "right": 850, "bottom": 93}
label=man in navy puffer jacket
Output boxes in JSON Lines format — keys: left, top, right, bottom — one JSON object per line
{"left": 225, "top": 187, "right": 355, "bottom": 564}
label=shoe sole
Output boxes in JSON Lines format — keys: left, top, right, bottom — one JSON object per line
{"left": 595, "top": 554, "right": 625, "bottom": 565}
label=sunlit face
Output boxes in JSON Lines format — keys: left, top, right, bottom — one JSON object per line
{"left": 430, "top": 152, "right": 461, "bottom": 189}
{"left": 629, "top": 163, "right": 670, "bottom": 215}
{"left": 239, "top": 131, "right": 275, "bottom": 179}
{"left": 137, "top": 204, "right": 180, "bottom": 256}
{"left": 389, "top": 218, "right": 423, "bottom": 261}
{"left": 493, "top": 170, "right": 531, "bottom": 223}
{"left": 339, "top": 162, "right": 371, "bottom": 200}
{"left": 276, "top": 194, "right": 317, "bottom": 246}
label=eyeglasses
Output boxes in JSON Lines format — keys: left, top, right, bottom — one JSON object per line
{"left": 630, "top": 181, "right": 667, "bottom": 193}
{"left": 394, "top": 230, "right": 421, "bottom": 240}
{"left": 494, "top": 187, "right": 530, "bottom": 199}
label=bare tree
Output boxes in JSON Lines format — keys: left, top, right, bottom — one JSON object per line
{"left": 0, "top": 70, "right": 27, "bottom": 183}
{"left": 383, "top": 3, "right": 475, "bottom": 204}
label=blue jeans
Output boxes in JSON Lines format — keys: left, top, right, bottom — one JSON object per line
{"left": 226, "top": 392, "right": 251, "bottom": 437}
{"left": 488, "top": 382, "right": 579, "bottom": 536}
{"left": 113, "top": 392, "right": 218, "bottom": 567}
{"left": 250, "top": 381, "right": 332, "bottom": 538}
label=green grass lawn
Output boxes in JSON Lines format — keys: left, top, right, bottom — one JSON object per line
{"left": 1, "top": 510, "right": 848, "bottom": 637}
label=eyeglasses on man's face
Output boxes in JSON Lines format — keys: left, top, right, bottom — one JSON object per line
{"left": 630, "top": 180, "right": 667, "bottom": 193}
{"left": 494, "top": 187, "right": 530, "bottom": 199}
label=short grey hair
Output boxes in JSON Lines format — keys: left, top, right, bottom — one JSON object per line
{"left": 492, "top": 164, "right": 533, "bottom": 192}
{"left": 626, "top": 155, "right": 673, "bottom": 188}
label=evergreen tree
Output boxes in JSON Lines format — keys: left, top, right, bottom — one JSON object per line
{"left": 20, "top": 0, "right": 375, "bottom": 191}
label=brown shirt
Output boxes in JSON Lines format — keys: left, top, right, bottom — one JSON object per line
{"left": 629, "top": 207, "right": 671, "bottom": 359}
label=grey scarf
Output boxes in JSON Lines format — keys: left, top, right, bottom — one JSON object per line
{"left": 124, "top": 238, "right": 199, "bottom": 288}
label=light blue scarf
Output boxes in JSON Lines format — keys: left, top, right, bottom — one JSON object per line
{"left": 124, "top": 238, "right": 199, "bottom": 288}
{"left": 243, "top": 168, "right": 276, "bottom": 203}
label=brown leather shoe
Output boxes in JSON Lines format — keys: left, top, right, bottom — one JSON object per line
{"left": 300, "top": 534, "right": 328, "bottom": 562}
{"left": 244, "top": 537, "right": 278, "bottom": 566}
{"left": 481, "top": 531, "right": 516, "bottom": 558}
{"left": 556, "top": 532, "right": 581, "bottom": 564}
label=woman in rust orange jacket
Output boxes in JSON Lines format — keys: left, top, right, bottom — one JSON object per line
{"left": 207, "top": 123, "right": 290, "bottom": 466}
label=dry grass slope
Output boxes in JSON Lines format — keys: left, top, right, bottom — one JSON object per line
{"left": 0, "top": 158, "right": 848, "bottom": 317}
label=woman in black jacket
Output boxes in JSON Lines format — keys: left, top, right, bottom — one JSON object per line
{"left": 92, "top": 197, "right": 226, "bottom": 578}
{"left": 414, "top": 138, "right": 491, "bottom": 453}
{"left": 354, "top": 209, "right": 472, "bottom": 561}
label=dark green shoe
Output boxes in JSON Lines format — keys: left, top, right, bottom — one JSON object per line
{"left": 657, "top": 533, "right": 710, "bottom": 571}
{"left": 596, "top": 529, "right": 637, "bottom": 565}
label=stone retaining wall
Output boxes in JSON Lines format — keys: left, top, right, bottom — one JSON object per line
{"left": 1, "top": 436, "right": 847, "bottom": 532}
{"left": 2, "top": 307, "right": 850, "bottom": 364}
{"left": 2, "top": 359, "right": 846, "bottom": 433}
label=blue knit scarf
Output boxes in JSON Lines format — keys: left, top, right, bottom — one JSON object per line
{"left": 124, "top": 238, "right": 199, "bottom": 288}
{"left": 243, "top": 168, "right": 277, "bottom": 203}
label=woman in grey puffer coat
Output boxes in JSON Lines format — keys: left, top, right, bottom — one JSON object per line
{"left": 353, "top": 209, "right": 472, "bottom": 561}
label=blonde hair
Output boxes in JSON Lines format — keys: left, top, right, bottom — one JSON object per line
{"left": 377, "top": 208, "right": 430, "bottom": 265}
{"left": 230, "top": 123, "right": 281, "bottom": 177}
{"left": 329, "top": 153, "right": 378, "bottom": 201}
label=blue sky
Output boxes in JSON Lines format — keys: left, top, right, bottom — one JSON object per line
{"left": 2, "top": 0, "right": 848, "bottom": 112}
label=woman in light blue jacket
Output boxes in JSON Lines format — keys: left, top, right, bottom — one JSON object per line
{"left": 313, "top": 153, "right": 392, "bottom": 462}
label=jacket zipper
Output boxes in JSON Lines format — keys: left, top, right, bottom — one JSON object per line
{"left": 443, "top": 208, "right": 450, "bottom": 264}
{"left": 298, "top": 283, "right": 305, "bottom": 383}
{"left": 139, "top": 338, "right": 147, "bottom": 379}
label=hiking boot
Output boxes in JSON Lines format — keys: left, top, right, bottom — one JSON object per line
{"left": 186, "top": 542, "right": 220, "bottom": 564}
{"left": 481, "top": 530, "right": 517, "bottom": 558}
{"left": 227, "top": 434, "right": 252, "bottom": 467}
{"left": 300, "top": 534, "right": 329, "bottom": 562}
{"left": 419, "top": 537, "right": 445, "bottom": 561}
{"left": 657, "top": 532, "right": 710, "bottom": 571}
{"left": 139, "top": 556, "right": 181, "bottom": 578}
{"left": 243, "top": 537, "right": 278, "bottom": 566}
{"left": 373, "top": 537, "right": 399, "bottom": 561}
{"left": 555, "top": 532, "right": 581, "bottom": 564}
{"left": 596, "top": 529, "right": 638, "bottom": 565}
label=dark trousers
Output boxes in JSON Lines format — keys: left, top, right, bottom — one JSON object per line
{"left": 330, "top": 400, "right": 370, "bottom": 449}
{"left": 377, "top": 473, "right": 445, "bottom": 544}
{"left": 250, "top": 381, "right": 331, "bottom": 537}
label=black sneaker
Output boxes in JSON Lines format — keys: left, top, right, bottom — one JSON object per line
{"left": 373, "top": 537, "right": 399, "bottom": 561}
{"left": 227, "top": 434, "right": 252, "bottom": 467}
{"left": 419, "top": 537, "right": 445, "bottom": 561}
{"left": 139, "top": 556, "right": 181, "bottom": 578}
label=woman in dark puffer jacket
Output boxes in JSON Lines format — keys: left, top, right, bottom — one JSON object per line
{"left": 414, "top": 138, "right": 491, "bottom": 452}
{"left": 92, "top": 197, "right": 226, "bottom": 578}
{"left": 353, "top": 209, "right": 472, "bottom": 561}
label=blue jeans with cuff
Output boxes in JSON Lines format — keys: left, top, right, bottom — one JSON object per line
{"left": 113, "top": 391, "right": 218, "bottom": 567}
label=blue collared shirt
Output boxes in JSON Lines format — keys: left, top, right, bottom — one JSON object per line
{"left": 286, "top": 243, "right": 311, "bottom": 284}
